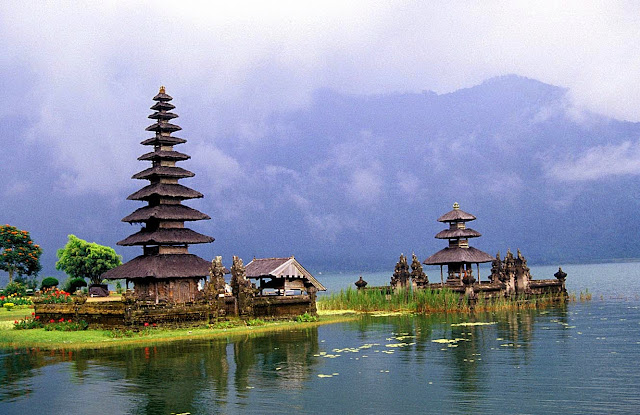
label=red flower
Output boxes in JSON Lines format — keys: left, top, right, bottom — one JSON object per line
{"left": 59, "top": 318, "right": 64, "bottom": 322}
{"left": 31, "top": 312, "right": 35, "bottom": 316}
{"left": 35, "top": 316, "right": 40, "bottom": 320}
{"left": 152, "top": 323, "right": 157, "bottom": 327}
{"left": 14, "top": 320, "right": 17, "bottom": 324}
{"left": 68, "top": 319, "right": 72, "bottom": 323}
{"left": 50, "top": 319, "right": 55, "bottom": 323}
{"left": 144, "top": 322, "right": 149, "bottom": 327}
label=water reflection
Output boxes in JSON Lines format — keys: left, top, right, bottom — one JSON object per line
{"left": 3, "top": 302, "right": 639, "bottom": 415}
{"left": 0, "top": 328, "right": 320, "bottom": 414}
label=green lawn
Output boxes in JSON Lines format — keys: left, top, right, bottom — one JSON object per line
{"left": 0, "top": 309, "right": 358, "bottom": 350}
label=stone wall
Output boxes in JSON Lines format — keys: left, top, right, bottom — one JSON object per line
{"left": 34, "top": 292, "right": 317, "bottom": 328}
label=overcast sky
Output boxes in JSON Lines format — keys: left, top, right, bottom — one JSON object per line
{"left": 2, "top": 1, "right": 638, "bottom": 195}
{"left": 2, "top": 1, "right": 640, "bottom": 276}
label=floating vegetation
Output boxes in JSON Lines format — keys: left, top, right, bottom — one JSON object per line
{"left": 385, "top": 342, "right": 415, "bottom": 348}
{"left": 432, "top": 338, "right": 470, "bottom": 344}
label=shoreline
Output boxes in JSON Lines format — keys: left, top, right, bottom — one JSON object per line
{"left": 0, "top": 309, "right": 360, "bottom": 351}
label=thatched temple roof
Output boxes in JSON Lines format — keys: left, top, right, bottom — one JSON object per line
{"left": 434, "top": 228, "right": 482, "bottom": 239}
{"left": 122, "top": 204, "right": 210, "bottom": 223}
{"left": 103, "top": 254, "right": 211, "bottom": 280}
{"left": 127, "top": 183, "right": 203, "bottom": 201}
{"left": 145, "top": 122, "right": 182, "bottom": 133}
{"left": 140, "top": 136, "right": 186, "bottom": 146}
{"left": 148, "top": 111, "right": 178, "bottom": 120}
{"left": 437, "top": 202, "right": 476, "bottom": 222}
{"left": 423, "top": 247, "right": 493, "bottom": 265}
{"left": 118, "top": 228, "right": 214, "bottom": 246}
{"left": 132, "top": 166, "right": 195, "bottom": 180}
{"left": 138, "top": 150, "right": 190, "bottom": 162}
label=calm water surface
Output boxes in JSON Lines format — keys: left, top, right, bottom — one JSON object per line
{"left": 1, "top": 262, "right": 639, "bottom": 414}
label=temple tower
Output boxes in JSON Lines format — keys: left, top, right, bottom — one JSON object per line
{"left": 103, "top": 87, "right": 214, "bottom": 303}
{"left": 423, "top": 203, "right": 493, "bottom": 286}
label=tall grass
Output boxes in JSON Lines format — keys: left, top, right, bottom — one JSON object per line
{"left": 318, "top": 287, "right": 465, "bottom": 313}
{"left": 318, "top": 287, "right": 567, "bottom": 314}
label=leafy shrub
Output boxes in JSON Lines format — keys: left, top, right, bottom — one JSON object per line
{"left": 43, "top": 318, "right": 88, "bottom": 331}
{"left": 296, "top": 312, "right": 318, "bottom": 322}
{"left": 115, "top": 281, "right": 123, "bottom": 294}
{"left": 65, "top": 277, "right": 87, "bottom": 293}
{"left": 41, "top": 277, "right": 59, "bottom": 290}
{"left": 3, "top": 281, "right": 26, "bottom": 297}
{"left": 13, "top": 314, "right": 43, "bottom": 330}
{"left": 108, "top": 329, "right": 135, "bottom": 338}
{"left": 211, "top": 320, "right": 244, "bottom": 329}
{"left": 246, "top": 318, "right": 266, "bottom": 326}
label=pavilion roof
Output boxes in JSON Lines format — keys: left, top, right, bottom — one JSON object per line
{"left": 245, "top": 257, "right": 326, "bottom": 291}
{"left": 102, "top": 254, "right": 210, "bottom": 280}
{"left": 423, "top": 246, "right": 493, "bottom": 265}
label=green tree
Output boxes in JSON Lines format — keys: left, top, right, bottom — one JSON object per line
{"left": 55, "top": 235, "right": 122, "bottom": 285}
{"left": 0, "top": 225, "right": 43, "bottom": 283}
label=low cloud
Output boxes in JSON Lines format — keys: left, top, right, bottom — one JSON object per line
{"left": 545, "top": 140, "right": 640, "bottom": 182}
{"left": 346, "top": 167, "right": 384, "bottom": 205}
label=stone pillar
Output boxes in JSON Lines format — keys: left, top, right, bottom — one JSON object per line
{"left": 231, "top": 256, "right": 254, "bottom": 317}
{"left": 504, "top": 249, "right": 516, "bottom": 296}
{"left": 206, "top": 256, "right": 228, "bottom": 320}
{"left": 514, "top": 249, "right": 531, "bottom": 295}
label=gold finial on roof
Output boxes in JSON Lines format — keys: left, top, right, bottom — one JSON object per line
{"left": 159, "top": 85, "right": 166, "bottom": 94}
{"left": 453, "top": 202, "right": 460, "bottom": 210}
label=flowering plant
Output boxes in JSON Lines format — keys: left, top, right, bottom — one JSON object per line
{"left": 35, "top": 288, "right": 73, "bottom": 304}
{"left": 0, "top": 293, "right": 32, "bottom": 307}
{"left": 13, "top": 314, "right": 87, "bottom": 331}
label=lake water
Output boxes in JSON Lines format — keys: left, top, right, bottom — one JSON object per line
{"left": 1, "top": 262, "right": 639, "bottom": 414}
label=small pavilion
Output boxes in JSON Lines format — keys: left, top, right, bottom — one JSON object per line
{"left": 245, "top": 257, "right": 326, "bottom": 296}
{"left": 102, "top": 87, "right": 214, "bottom": 303}
{"left": 423, "top": 203, "right": 493, "bottom": 285}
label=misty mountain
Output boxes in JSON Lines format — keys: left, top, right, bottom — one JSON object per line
{"left": 3, "top": 75, "right": 640, "bottom": 281}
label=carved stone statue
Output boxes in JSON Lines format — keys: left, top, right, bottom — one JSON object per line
{"left": 391, "top": 254, "right": 411, "bottom": 290}
{"left": 554, "top": 267, "right": 567, "bottom": 281}
{"left": 490, "top": 252, "right": 504, "bottom": 283}
{"left": 355, "top": 276, "right": 368, "bottom": 289}
{"left": 410, "top": 253, "right": 428, "bottom": 289}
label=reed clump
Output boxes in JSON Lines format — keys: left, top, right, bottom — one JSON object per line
{"left": 319, "top": 287, "right": 566, "bottom": 314}
{"left": 319, "top": 287, "right": 465, "bottom": 313}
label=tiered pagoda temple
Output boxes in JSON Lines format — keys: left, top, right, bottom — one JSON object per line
{"left": 103, "top": 87, "right": 214, "bottom": 303}
{"left": 423, "top": 202, "right": 493, "bottom": 285}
